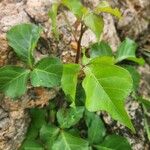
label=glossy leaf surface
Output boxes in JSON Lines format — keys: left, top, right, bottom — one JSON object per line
{"left": 82, "top": 63, "right": 134, "bottom": 131}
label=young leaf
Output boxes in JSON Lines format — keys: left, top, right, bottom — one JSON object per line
{"left": 40, "top": 124, "right": 60, "bottom": 150}
{"left": 0, "top": 66, "right": 30, "bottom": 98}
{"left": 62, "top": 0, "right": 88, "bottom": 18}
{"left": 95, "top": 135, "right": 131, "bottom": 150}
{"left": 57, "top": 107, "right": 84, "bottom": 129}
{"left": 48, "top": 3, "right": 59, "bottom": 40}
{"left": 94, "top": 1, "right": 122, "bottom": 19}
{"left": 52, "top": 131, "right": 89, "bottom": 150}
{"left": 30, "top": 57, "right": 63, "bottom": 88}
{"left": 85, "top": 111, "right": 106, "bottom": 144}
{"left": 90, "top": 41, "right": 113, "bottom": 58}
{"left": 82, "top": 64, "right": 134, "bottom": 131}
{"left": 61, "top": 64, "right": 80, "bottom": 105}
{"left": 83, "top": 13, "right": 104, "bottom": 41}
{"left": 115, "top": 38, "right": 145, "bottom": 65}
{"left": 7, "top": 24, "right": 42, "bottom": 67}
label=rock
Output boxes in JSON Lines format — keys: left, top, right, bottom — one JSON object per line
{"left": 25, "top": 0, "right": 51, "bottom": 23}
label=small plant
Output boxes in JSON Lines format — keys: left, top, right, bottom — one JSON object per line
{"left": 0, "top": 0, "right": 146, "bottom": 149}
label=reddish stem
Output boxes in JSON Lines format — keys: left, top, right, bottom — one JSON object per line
{"left": 75, "top": 24, "right": 86, "bottom": 64}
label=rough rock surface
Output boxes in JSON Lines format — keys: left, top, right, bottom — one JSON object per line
{"left": 0, "top": 0, "right": 150, "bottom": 150}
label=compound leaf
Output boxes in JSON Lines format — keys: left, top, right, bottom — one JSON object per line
{"left": 0, "top": 66, "right": 30, "bottom": 98}
{"left": 7, "top": 24, "right": 42, "bottom": 67}
{"left": 57, "top": 107, "right": 84, "bottom": 129}
{"left": 61, "top": 64, "right": 80, "bottom": 104}
{"left": 52, "top": 131, "right": 89, "bottom": 150}
{"left": 82, "top": 63, "right": 134, "bottom": 131}
{"left": 31, "top": 57, "right": 63, "bottom": 88}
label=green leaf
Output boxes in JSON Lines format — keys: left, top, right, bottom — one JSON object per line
{"left": 57, "top": 107, "right": 84, "bottom": 128}
{"left": 20, "top": 109, "right": 47, "bottom": 150}
{"left": 7, "top": 24, "right": 42, "bottom": 67}
{"left": 127, "top": 57, "right": 145, "bottom": 65}
{"left": 52, "top": 131, "right": 89, "bottom": 150}
{"left": 27, "top": 108, "right": 47, "bottom": 139}
{"left": 123, "top": 65, "right": 140, "bottom": 92}
{"left": 83, "top": 13, "right": 104, "bottom": 41}
{"left": 31, "top": 57, "right": 63, "bottom": 88}
{"left": 85, "top": 111, "right": 106, "bottom": 144}
{"left": 48, "top": 3, "right": 59, "bottom": 40}
{"left": 89, "top": 56, "right": 115, "bottom": 65}
{"left": 0, "top": 66, "right": 30, "bottom": 98}
{"left": 62, "top": 0, "right": 88, "bottom": 18}
{"left": 61, "top": 64, "right": 80, "bottom": 105}
{"left": 115, "top": 38, "right": 145, "bottom": 65}
{"left": 40, "top": 124, "right": 60, "bottom": 150}
{"left": 75, "top": 83, "right": 86, "bottom": 106}
{"left": 95, "top": 135, "right": 131, "bottom": 150}
{"left": 20, "top": 141, "right": 44, "bottom": 150}
{"left": 90, "top": 41, "right": 113, "bottom": 58}
{"left": 94, "top": 1, "right": 122, "bottom": 19}
{"left": 82, "top": 48, "right": 90, "bottom": 65}
{"left": 82, "top": 63, "right": 134, "bottom": 131}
